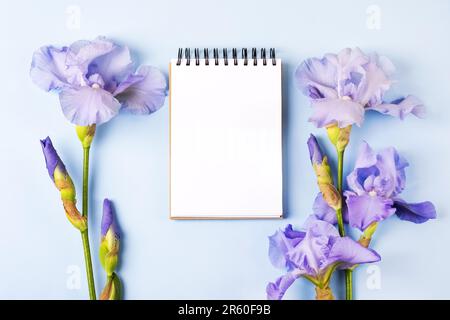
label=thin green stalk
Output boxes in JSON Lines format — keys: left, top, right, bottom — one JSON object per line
{"left": 81, "top": 147, "right": 96, "bottom": 300}
{"left": 335, "top": 150, "right": 345, "bottom": 237}
{"left": 337, "top": 149, "right": 353, "bottom": 300}
{"left": 345, "top": 270, "right": 353, "bottom": 300}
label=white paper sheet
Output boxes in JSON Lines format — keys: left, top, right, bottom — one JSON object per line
{"left": 169, "top": 58, "right": 282, "bottom": 219}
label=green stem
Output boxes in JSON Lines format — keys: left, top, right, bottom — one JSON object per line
{"left": 345, "top": 269, "right": 353, "bottom": 300}
{"left": 81, "top": 147, "right": 96, "bottom": 300}
{"left": 336, "top": 150, "right": 345, "bottom": 237}
{"left": 336, "top": 149, "right": 353, "bottom": 300}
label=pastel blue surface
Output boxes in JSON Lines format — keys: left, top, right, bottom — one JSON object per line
{"left": 0, "top": 0, "right": 449, "bottom": 299}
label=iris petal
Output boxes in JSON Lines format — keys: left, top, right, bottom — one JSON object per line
{"left": 30, "top": 46, "right": 84, "bottom": 91}
{"left": 59, "top": 87, "right": 121, "bottom": 125}
{"left": 114, "top": 65, "right": 167, "bottom": 114}
{"left": 266, "top": 273, "right": 298, "bottom": 300}
{"left": 312, "top": 193, "right": 337, "bottom": 225}
{"left": 328, "top": 237, "right": 380, "bottom": 270}
{"left": 309, "top": 98, "right": 365, "bottom": 128}
{"left": 367, "top": 95, "right": 426, "bottom": 119}
{"left": 346, "top": 194, "right": 396, "bottom": 231}
{"left": 394, "top": 198, "right": 437, "bottom": 223}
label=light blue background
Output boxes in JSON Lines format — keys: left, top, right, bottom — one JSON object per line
{"left": 0, "top": 0, "right": 449, "bottom": 299}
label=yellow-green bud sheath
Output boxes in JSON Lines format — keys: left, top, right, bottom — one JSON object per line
{"left": 99, "top": 229, "right": 120, "bottom": 276}
{"left": 326, "top": 124, "right": 351, "bottom": 153}
{"left": 76, "top": 125, "right": 96, "bottom": 149}
{"left": 100, "top": 273, "right": 122, "bottom": 300}
{"left": 359, "top": 222, "right": 378, "bottom": 248}
{"left": 313, "top": 157, "right": 342, "bottom": 211}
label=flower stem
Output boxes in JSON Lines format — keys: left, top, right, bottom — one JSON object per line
{"left": 81, "top": 146, "right": 96, "bottom": 300}
{"left": 336, "top": 149, "right": 353, "bottom": 300}
{"left": 336, "top": 150, "right": 345, "bottom": 237}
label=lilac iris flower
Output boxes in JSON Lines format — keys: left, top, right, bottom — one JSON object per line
{"left": 295, "top": 47, "right": 425, "bottom": 128}
{"left": 345, "top": 142, "right": 436, "bottom": 231}
{"left": 267, "top": 218, "right": 380, "bottom": 300}
{"left": 30, "top": 36, "right": 167, "bottom": 126}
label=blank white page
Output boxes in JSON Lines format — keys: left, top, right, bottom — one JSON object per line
{"left": 169, "top": 58, "right": 282, "bottom": 219}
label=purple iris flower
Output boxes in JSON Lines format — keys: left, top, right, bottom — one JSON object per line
{"left": 267, "top": 218, "right": 380, "bottom": 300}
{"left": 345, "top": 142, "right": 436, "bottom": 231}
{"left": 30, "top": 36, "right": 167, "bottom": 126}
{"left": 295, "top": 47, "right": 425, "bottom": 128}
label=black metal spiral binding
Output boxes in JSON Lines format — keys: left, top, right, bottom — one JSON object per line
{"left": 213, "top": 48, "right": 219, "bottom": 65}
{"left": 261, "top": 48, "right": 267, "bottom": 65}
{"left": 242, "top": 48, "right": 248, "bottom": 65}
{"left": 185, "top": 48, "right": 190, "bottom": 66}
{"left": 223, "top": 48, "right": 228, "bottom": 65}
{"left": 176, "top": 48, "right": 183, "bottom": 65}
{"left": 232, "top": 48, "right": 238, "bottom": 65}
{"left": 204, "top": 48, "right": 209, "bottom": 65}
{"left": 175, "top": 48, "right": 276, "bottom": 66}
{"left": 194, "top": 48, "right": 200, "bottom": 66}
{"left": 270, "top": 48, "right": 276, "bottom": 65}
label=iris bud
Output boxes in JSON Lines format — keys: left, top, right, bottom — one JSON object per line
{"left": 99, "top": 199, "right": 120, "bottom": 276}
{"left": 40, "top": 137, "right": 87, "bottom": 231}
{"left": 307, "top": 134, "right": 341, "bottom": 210}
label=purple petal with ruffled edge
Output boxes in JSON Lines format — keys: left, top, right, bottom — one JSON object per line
{"left": 101, "top": 199, "right": 120, "bottom": 238}
{"left": 375, "top": 147, "right": 409, "bottom": 197}
{"left": 40, "top": 136, "right": 66, "bottom": 181}
{"left": 266, "top": 273, "right": 298, "bottom": 300}
{"left": 65, "top": 37, "right": 116, "bottom": 73}
{"left": 295, "top": 57, "right": 338, "bottom": 99}
{"left": 354, "top": 60, "right": 391, "bottom": 106}
{"left": 312, "top": 193, "right": 337, "bottom": 224}
{"left": 287, "top": 220, "right": 339, "bottom": 276}
{"left": 393, "top": 198, "right": 436, "bottom": 224}
{"left": 114, "top": 65, "right": 167, "bottom": 114}
{"left": 30, "top": 46, "right": 85, "bottom": 91}
{"left": 346, "top": 141, "right": 408, "bottom": 198}
{"left": 367, "top": 95, "right": 426, "bottom": 119}
{"left": 307, "top": 134, "right": 323, "bottom": 165}
{"left": 269, "top": 225, "right": 305, "bottom": 270}
{"left": 59, "top": 87, "right": 121, "bottom": 125}
{"left": 309, "top": 98, "right": 365, "bottom": 128}
{"left": 88, "top": 44, "right": 133, "bottom": 93}
{"left": 346, "top": 193, "right": 396, "bottom": 231}
{"left": 334, "top": 48, "right": 370, "bottom": 82}
{"left": 328, "top": 237, "right": 381, "bottom": 269}
{"left": 346, "top": 142, "right": 377, "bottom": 195}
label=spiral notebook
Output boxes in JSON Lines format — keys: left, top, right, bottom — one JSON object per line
{"left": 169, "top": 48, "right": 282, "bottom": 219}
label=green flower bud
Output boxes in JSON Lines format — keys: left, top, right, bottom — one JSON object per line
{"left": 40, "top": 137, "right": 87, "bottom": 232}
{"left": 100, "top": 199, "right": 120, "bottom": 276}
{"left": 308, "top": 135, "right": 341, "bottom": 210}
